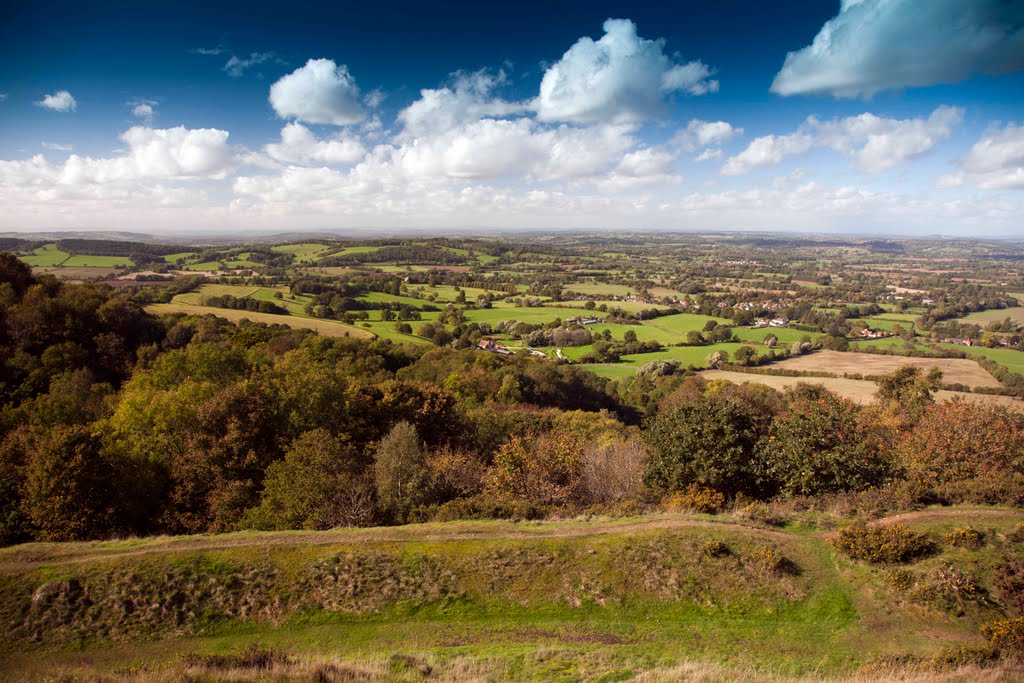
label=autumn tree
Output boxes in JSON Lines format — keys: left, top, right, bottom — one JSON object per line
{"left": 374, "top": 421, "right": 431, "bottom": 521}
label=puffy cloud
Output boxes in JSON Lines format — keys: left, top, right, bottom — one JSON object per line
{"left": 269, "top": 58, "right": 366, "bottom": 125}
{"left": 264, "top": 123, "right": 366, "bottom": 165}
{"left": 398, "top": 69, "right": 527, "bottom": 137}
{"left": 224, "top": 52, "right": 278, "bottom": 77}
{"left": 35, "top": 90, "right": 76, "bottom": 112}
{"left": 722, "top": 106, "right": 961, "bottom": 175}
{"left": 939, "top": 123, "right": 1024, "bottom": 190}
{"left": 772, "top": 0, "right": 1024, "bottom": 98}
{"left": 129, "top": 99, "right": 157, "bottom": 124}
{"left": 673, "top": 119, "right": 743, "bottom": 160}
{"left": 0, "top": 126, "right": 239, "bottom": 197}
{"left": 536, "top": 18, "right": 717, "bottom": 124}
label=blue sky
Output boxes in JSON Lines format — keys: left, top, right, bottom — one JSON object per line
{"left": 1, "top": 0, "right": 1022, "bottom": 235}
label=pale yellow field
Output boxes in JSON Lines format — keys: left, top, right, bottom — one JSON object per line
{"left": 770, "top": 350, "right": 1002, "bottom": 389}
{"left": 701, "top": 369, "right": 1023, "bottom": 410}
{"left": 146, "top": 303, "right": 376, "bottom": 340}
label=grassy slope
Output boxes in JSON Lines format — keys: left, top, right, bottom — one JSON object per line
{"left": 146, "top": 303, "right": 375, "bottom": 340}
{"left": 2, "top": 508, "right": 1021, "bottom": 681}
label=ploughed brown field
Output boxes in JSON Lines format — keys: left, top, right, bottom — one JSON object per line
{"left": 769, "top": 349, "right": 1003, "bottom": 389}
{"left": 701, "top": 369, "right": 1024, "bottom": 410}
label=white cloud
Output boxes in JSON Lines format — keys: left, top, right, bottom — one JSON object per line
{"left": 939, "top": 123, "right": 1024, "bottom": 190}
{"left": 535, "top": 18, "right": 717, "bottom": 124}
{"left": 129, "top": 99, "right": 157, "bottom": 124}
{"left": 772, "top": 0, "right": 1024, "bottom": 98}
{"left": 0, "top": 93, "right": 7, "bottom": 102}
{"left": 269, "top": 58, "right": 366, "bottom": 125}
{"left": 224, "top": 52, "right": 278, "bottom": 77}
{"left": 35, "top": 90, "right": 76, "bottom": 112}
{"left": 722, "top": 106, "right": 961, "bottom": 175}
{"left": 191, "top": 46, "right": 227, "bottom": 56}
{"left": 722, "top": 134, "right": 814, "bottom": 175}
{"left": 42, "top": 142, "right": 72, "bottom": 152}
{"left": 673, "top": 119, "right": 743, "bottom": 160}
{"left": 398, "top": 69, "right": 527, "bottom": 137}
{"left": 264, "top": 123, "right": 366, "bottom": 165}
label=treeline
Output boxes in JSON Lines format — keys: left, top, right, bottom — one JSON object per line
{"left": 204, "top": 294, "right": 289, "bottom": 315}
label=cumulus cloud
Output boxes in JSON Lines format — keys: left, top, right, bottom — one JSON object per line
{"left": 939, "top": 123, "right": 1024, "bottom": 190}
{"left": 224, "top": 52, "right": 278, "bottom": 77}
{"left": 673, "top": 119, "right": 742, "bottom": 160}
{"left": 129, "top": 99, "right": 157, "bottom": 124}
{"left": 35, "top": 90, "right": 76, "bottom": 112}
{"left": 536, "top": 18, "right": 717, "bottom": 124}
{"left": 264, "top": 123, "right": 366, "bottom": 165}
{"left": 723, "top": 106, "right": 962, "bottom": 175}
{"left": 398, "top": 69, "right": 527, "bottom": 137}
{"left": 772, "top": 0, "right": 1024, "bottom": 98}
{"left": 269, "top": 58, "right": 366, "bottom": 125}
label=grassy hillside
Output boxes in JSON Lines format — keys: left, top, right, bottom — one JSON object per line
{"left": 3, "top": 508, "right": 1023, "bottom": 681}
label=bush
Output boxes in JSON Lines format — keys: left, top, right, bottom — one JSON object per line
{"left": 884, "top": 568, "right": 915, "bottom": 593}
{"left": 830, "top": 523, "right": 936, "bottom": 564}
{"left": 735, "top": 500, "right": 790, "bottom": 527}
{"left": 428, "top": 495, "right": 549, "bottom": 522}
{"left": 910, "top": 565, "right": 987, "bottom": 613}
{"left": 982, "top": 616, "right": 1024, "bottom": 652}
{"left": 663, "top": 484, "right": 725, "bottom": 514}
{"left": 700, "top": 539, "right": 730, "bottom": 558}
{"left": 752, "top": 545, "right": 798, "bottom": 575}
{"left": 945, "top": 527, "right": 985, "bottom": 549}
{"left": 994, "top": 559, "right": 1024, "bottom": 615}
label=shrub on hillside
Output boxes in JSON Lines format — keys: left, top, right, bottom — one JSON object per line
{"left": 663, "top": 485, "right": 725, "bottom": 514}
{"left": 700, "top": 539, "right": 731, "bottom": 558}
{"left": 982, "top": 617, "right": 1024, "bottom": 652}
{"left": 752, "top": 545, "right": 798, "bottom": 575}
{"left": 994, "top": 559, "right": 1024, "bottom": 615}
{"left": 899, "top": 398, "right": 1024, "bottom": 504}
{"left": 830, "top": 523, "right": 936, "bottom": 564}
{"left": 945, "top": 527, "right": 985, "bottom": 549}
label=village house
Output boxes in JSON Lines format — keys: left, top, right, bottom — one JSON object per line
{"left": 477, "top": 338, "right": 513, "bottom": 355}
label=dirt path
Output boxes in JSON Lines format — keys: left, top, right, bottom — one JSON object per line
{"left": 0, "top": 514, "right": 794, "bottom": 571}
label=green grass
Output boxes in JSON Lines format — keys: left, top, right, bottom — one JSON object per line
{"left": 18, "top": 243, "right": 70, "bottom": 267}
{"left": 960, "top": 307, "right": 1024, "bottom": 325}
{"left": 848, "top": 336, "right": 914, "bottom": 352}
{"left": 271, "top": 243, "right": 333, "bottom": 262}
{"left": 731, "top": 327, "right": 819, "bottom": 345}
{"left": 3, "top": 508, "right": 1017, "bottom": 680}
{"left": 328, "top": 245, "right": 382, "bottom": 258}
{"left": 163, "top": 251, "right": 198, "bottom": 264}
{"left": 584, "top": 342, "right": 762, "bottom": 379}
{"left": 937, "top": 343, "right": 1024, "bottom": 376}
{"left": 62, "top": 254, "right": 134, "bottom": 267}
{"left": 562, "top": 283, "right": 638, "bottom": 297}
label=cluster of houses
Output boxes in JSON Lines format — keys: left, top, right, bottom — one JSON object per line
{"left": 565, "top": 315, "right": 604, "bottom": 325}
{"left": 753, "top": 317, "right": 790, "bottom": 328}
{"left": 477, "top": 338, "right": 513, "bottom": 355}
{"left": 940, "top": 337, "right": 975, "bottom": 347}
{"left": 857, "top": 327, "right": 890, "bottom": 339}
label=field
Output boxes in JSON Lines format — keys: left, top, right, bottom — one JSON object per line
{"left": 62, "top": 254, "right": 134, "bottom": 267}
{"left": 701, "top": 369, "right": 1024, "bottom": 409}
{"left": 938, "top": 343, "right": 1024, "bottom": 377}
{"left": 271, "top": 242, "right": 333, "bottom": 262}
{"left": 146, "top": 303, "right": 375, "bottom": 339}
{"left": 18, "top": 243, "right": 70, "bottom": 266}
{"left": 32, "top": 266, "right": 124, "bottom": 280}
{"left": 585, "top": 342, "right": 762, "bottom": 379}
{"left": 3, "top": 508, "right": 1023, "bottom": 680}
{"left": 770, "top": 350, "right": 1003, "bottom": 389}
{"left": 960, "top": 307, "right": 1024, "bottom": 324}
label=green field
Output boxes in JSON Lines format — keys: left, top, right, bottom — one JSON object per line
{"left": 585, "top": 342, "right": 763, "bottom": 379}
{"left": 271, "top": 242, "right": 333, "bottom": 262}
{"left": 961, "top": 307, "right": 1024, "bottom": 325}
{"left": 18, "top": 243, "right": 70, "bottom": 266}
{"left": 3, "top": 508, "right": 1018, "bottom": 680}
{"left": 937, "top": 343, "right": 1024, "bottom": 377}
{"left": 563, "top": 282, "right": 638, "bottom": 297}
{"left": 62, "top": 254, "right": 134, "bottom": 267}
{"left": 328, "top": 245, "right": 382, "bottom": 258}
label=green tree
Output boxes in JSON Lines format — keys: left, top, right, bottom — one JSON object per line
{"left": 760, "top": 390, "right": 891, "bottom": 496}
{"left": 623, "top": 329, "right": 638, "bottom": 343}
{"left": 644, "top": 397, "right": 763, "bottom": 497}
{"left": 374, "top": 422, "right": 431, "bottom": 522}
{"left": 22, "top": 425, "right": 118, "bottom": 541}
{"left": 243, "top": 429, "right": 373, "bottom": 530}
